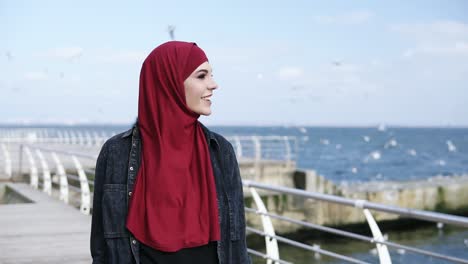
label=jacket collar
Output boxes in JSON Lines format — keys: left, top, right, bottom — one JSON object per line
{"left": 121, "top": 118, "right": 219, "bottom": 147}
{"left": 198, "top": 121, "right": 219, "bottom": 147}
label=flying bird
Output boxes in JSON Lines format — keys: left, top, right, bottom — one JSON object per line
{"left": 332, "top": 60, "right": 342, "bottom": 67}
{"left": 6, "top": 51, "right": 13, "bottom": 61}
{"left": 167, "top": 25, "right": 176, "bottom": 40}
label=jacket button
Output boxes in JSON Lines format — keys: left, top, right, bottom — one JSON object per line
{"left": 130, "top": 166, "right": 134, "bottom": 171}
{"left": 128, "top": 191, "right": 132, "bottom": 196}
{"left": 132, "top": 239, "right": 137, "bottom": 245}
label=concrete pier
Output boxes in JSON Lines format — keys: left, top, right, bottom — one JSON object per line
{"left": 244, "top": 170, "right": 468, "bottom": 233}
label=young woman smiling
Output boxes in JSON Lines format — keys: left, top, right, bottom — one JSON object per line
{"left": 91, "top": 41, "right": 251, "bottom": 264}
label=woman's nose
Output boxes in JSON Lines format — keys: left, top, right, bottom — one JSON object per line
{"left": 209, "top": 80, "right": 218, "bottom": 90}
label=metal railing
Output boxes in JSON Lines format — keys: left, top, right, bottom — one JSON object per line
{"left": 0, "top": 128, "right": 117, "bottom": 146}
{"left": 243, "top": 180, "right": 468, "bottom": 264}
{"left": 6, "top": 140, "right": 468, "bottom": 263}
{"left": 226, "top": 136, "right": 297, "bottom": 163}
{"left": 18, "top": 144, "right": 97, "bottom": 214}
{"left": 0, "top": 128, "right": 298, "bottom": 165}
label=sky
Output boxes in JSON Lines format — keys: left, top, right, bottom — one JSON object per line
{"left": 1, "top": 0, "right": 467, "bottom": 126}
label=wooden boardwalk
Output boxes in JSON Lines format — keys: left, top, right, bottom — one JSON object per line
{"left": 0, "top": 183, "right": 92, "bottom": 263}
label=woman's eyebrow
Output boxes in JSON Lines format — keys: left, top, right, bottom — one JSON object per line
{"left": 196, "top": 69, "right": 209, "bottom": 74}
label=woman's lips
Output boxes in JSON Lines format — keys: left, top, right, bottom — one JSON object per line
{"left": 201, "top": 94, "right": 212, "bottom": 101}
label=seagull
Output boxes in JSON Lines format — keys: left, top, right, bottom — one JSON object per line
{"left": 167, "top": 25, "right": 176, "bottom": 40}
{"left": 397, "top": 248, "right": 406, "bottom": 255}
{"left": 446, "top": 140, "right": 457, "bottom": 152}
{"left": 332, "top": 60, "right": 342, "bottom": 67}
{"left": 370, "top": 151, "right": 381, "bottom": 160}
{"left": 6, "top": 51, "right": 13, "bottom": 61}
{"left": 378, "top": 123, "right": 386, "bottom": 132}
{"left": 384, "top": 139, "right": 398, "bottom": 148}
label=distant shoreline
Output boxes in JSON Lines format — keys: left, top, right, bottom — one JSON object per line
{"left": 1, "top": 123, "right": 467, "bottom": 129}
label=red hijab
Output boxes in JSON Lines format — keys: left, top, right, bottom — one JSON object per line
{"left": 126, "top": 41, "right": 220, "bottom": 252}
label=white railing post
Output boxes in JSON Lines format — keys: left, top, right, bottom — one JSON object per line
{"left": 72, "top": 156, "right": 91, "bottom": 215}
{"left": 85, "top": 131, "right": 92, "bottom": 146}
{"left": 92, "top": 131, "right": 100, "bottom": 146}
{"left": 52, "top": 152, "right": 69, "bottom": 204}
{"left": 57, "top": 130, "right": 63, "bottom": 144}
{"left": 1, "top": 144, "right": 12, "bottom": 179}
{"left": 252, "top": 136, "right": 262, "bottom": 162}
{"left": 77, "top": 131, "right": 85, "bottom": 146}
{"left": 234, "top": 136, "right": 243, "bottom": 159}
{"left": 283, "top": 136, "right": 291, "bottom": 163}
{"left": 248, "top": 185, "right": 280, "bottom": 264}
{"left": 36, "top": 149, "right": 52, "bottom": 196}
{"left": 354, "top": 200, "right": 392, "bottom": 264}
{"left": 24, "top": 147, "right": 38, "bottom": 188}
{"left": 69, "top": 130, "right": 77, "bottom": 145}
{"left": 63, "top": 130, "right": 73, "bottom": 144}
{"left": 252, "top": 136, "right": 262, "bottom": 179}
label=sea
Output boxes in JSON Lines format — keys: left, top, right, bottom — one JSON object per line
{"left": 211, "top": 125, "right": 468, "bottom": 183}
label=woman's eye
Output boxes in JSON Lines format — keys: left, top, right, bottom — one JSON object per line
{"left": 197, "top": 74, "right": 206, "bottom": 79}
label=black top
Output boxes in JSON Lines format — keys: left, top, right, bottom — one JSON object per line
{"left": 140, "top": 242, "right": 219, "bottom": 264}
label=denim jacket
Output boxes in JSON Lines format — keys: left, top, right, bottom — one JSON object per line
{"left": 90, "top": 122, "right": 251, "bottom": 264}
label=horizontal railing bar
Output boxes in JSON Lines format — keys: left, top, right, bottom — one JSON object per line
{"left": 67, "top": 174, "right": 80, "bottom": 182}
{"left": 21, "top": 144, "right": 98, "bottom": 160}
{"left": 245, "top": 207, "right": 373, "bottom": 241}
{"left": 68, "top": 184, "right": 81, "bottom": 193}
{"left": 246, "top": 248, "right": 293, "bottom": 264}
{"left": 246, "top": 227, "right": 371, "bottom": 264}
{"left": 4, "top": 136, "right": 296, "bottom": 141}
{"left": 226, "top": 136, "right": 297, "bottom": 139}
{"left": 84, "top": 169, "right": 95, "bottom": 175}
{"left": 245, "top": 207, "right": 468, "bottom": 264}
{"left": 243, "top": 180, "right": 468, "bottom": 228}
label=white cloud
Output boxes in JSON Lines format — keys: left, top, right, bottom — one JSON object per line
{"left": 392, "top": 20, "right": 468, "bottom": 59}
{"left": 278, "top": 66, "right": 304, "bottom": 80}
{"left": 24, "top": 71, "right": 48, "bottom": 81}
{"left": 313, "top": 10, "right": 374, "bottom": 25}
{"left": 403, "top": 42, "right": 468, "bottom": 57}
{"left": 37, "top": 47, "right": 84, "bottom": 60}
{"left": 391, "top": 21, "right": 468, "bottom": 40}
{"left": 299, "top": 62, "right": 381, "bottom": 98}
{"left": 103, "top": 51, "right": 147, "bottom": 64}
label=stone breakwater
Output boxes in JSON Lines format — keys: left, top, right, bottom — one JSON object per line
{"left": 243, "top": 168, "right": 468, "bottom": 234}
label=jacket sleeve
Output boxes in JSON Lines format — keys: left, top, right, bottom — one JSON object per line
{"left": 228, "top": 144, "right": 253, "bottom": 264}
{"left": 90, "top": 142, "right": 109, "bottom": 263}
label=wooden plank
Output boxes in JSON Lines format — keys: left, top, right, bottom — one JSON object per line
{"left": 0, "top": 183, "right": 92, "bottom": 263}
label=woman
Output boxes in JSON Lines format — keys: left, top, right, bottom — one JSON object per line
{"left": 91, "top": 41, "right": 251, "bottom": 264}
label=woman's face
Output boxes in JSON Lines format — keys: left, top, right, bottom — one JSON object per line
{"left": 184, "top": 61, "right": 218, "bottom": 116}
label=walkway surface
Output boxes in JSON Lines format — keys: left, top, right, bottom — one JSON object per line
{"left": 0, "top": 183, "right": 92, "bottom": 263}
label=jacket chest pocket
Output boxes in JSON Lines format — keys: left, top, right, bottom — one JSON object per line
{"left": 102, "top": 184, "right": 129, "bottom": 238}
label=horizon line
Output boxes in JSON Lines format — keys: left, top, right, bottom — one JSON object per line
{"left": 0, "top": 122, "right": 467, "bottom": 129}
